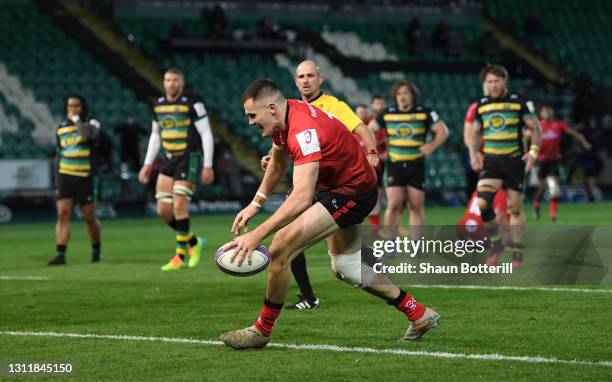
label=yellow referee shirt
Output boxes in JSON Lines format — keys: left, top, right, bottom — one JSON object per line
{"left": 308, "top": 92, "right": 362, "bottom": 132}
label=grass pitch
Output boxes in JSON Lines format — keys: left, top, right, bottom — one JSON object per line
{"left": 1, "top": 202, "right": 611, "bottom": 381}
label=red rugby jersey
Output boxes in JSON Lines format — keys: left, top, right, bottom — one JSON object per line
{"left": 538, "top": 119, "right": 570, "bottom": 161}
{"left": 272, "top": 100, "right": 377, "bottom": 195}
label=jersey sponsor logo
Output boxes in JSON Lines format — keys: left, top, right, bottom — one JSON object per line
{"left": 193, "top": 102, "right": 207, "bottom": 118}
{"left": 296, "top": 129, "right": 321, "bottom": 156}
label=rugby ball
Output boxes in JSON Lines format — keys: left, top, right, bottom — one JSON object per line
{"left": 215, "top": 244, "right": 270, "bottom": 277}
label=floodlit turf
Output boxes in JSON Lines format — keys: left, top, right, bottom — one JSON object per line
{"left": 1, "top": 202, "right": 611, "bottom": 381}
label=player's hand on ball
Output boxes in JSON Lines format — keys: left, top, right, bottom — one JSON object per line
{"left": 138, "top": 165, "right": 151, "bottom": 184}
{"left": 260, "top": 155, "right": 271, "bottom": 171}
{"left": 201, "top": 167, "right": 215, "bottom": 185}
{"left": 231, "top": 203, "right": 259, "bottom": 235}
{"left": 226, "top": 231, "right": 262, "bottom": 267}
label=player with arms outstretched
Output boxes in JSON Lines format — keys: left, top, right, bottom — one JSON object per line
{"left": 533, "top": 105, "right": 591, "bottom": 222}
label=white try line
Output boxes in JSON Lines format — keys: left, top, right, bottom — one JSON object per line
{"left": 1, "top": 331, "right": 610, "bottom": 368}
{"left": 408, "top": 285, "right": 612, "bottom": 294}
{"left": 0, "top": 276, "right": 49, "bottom": 281}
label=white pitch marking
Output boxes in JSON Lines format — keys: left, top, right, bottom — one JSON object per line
{"left": 408, "top": 285, "right": 612, "bottom": 294}
{"left": 0, "top": 276, "right": 49, "bottom": 281}
{"left": 0, "top": 331, "right": 610, "bottom": 368}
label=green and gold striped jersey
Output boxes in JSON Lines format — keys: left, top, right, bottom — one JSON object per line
{"left": 376, "top": 104, "right": 441, "bottom": 162}
{"left": 153, "top": 94, "right": 207, "bottom": 156}
{"left": 56, "top": 118, "right": 99, "bottom": 177}
{"left": 475, "top": 93, "right": 536, "bottom": 157}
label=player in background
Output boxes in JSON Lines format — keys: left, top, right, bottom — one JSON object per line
{"left": 260, "top": 60, "right": 379, "bottom": 311}
{"left": 369, "top": 81, "right": 448, "bottom": 243}
{"left": 467, "top": 65, "right": 541, "bottom": 267}
{"left": 220, "top": 79, "right": 439, "bottom": 349}
{"left": 48, "top": 95, "right": 102, "bottom": 265}
{"left": 533, "top": 105, "right": 591, "bottom": 222}
{"left": 365, "top": 95, "right": 388, "bottom": 237}
{"left": 138, "top": 68, "right": 214, "bottom": 271}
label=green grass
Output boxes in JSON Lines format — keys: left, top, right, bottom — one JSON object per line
{"left": 1, "top": 203, "right": 611, "bottom": 381}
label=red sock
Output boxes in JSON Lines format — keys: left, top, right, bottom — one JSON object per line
{"left": 369, "top": 215, "right": 380, "bottom": 226}
{"left": 550, "top": 197, "right": 558, "bottom": 219}
{"left": 394, "top": 292, "right": 426, "bottom": 321}
{"left": 254, "top": 301, "right": 282, "bottom": 337}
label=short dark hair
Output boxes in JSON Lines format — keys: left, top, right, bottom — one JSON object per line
{"left": 355, "top": 103, "right": 368, "bottom": 109}
{"left": 480, "top": 64, "right": 508, "bottom": 81}
{"left": 241, "top": 78, "right": 285, "bottom": 104}
{"left": 65, "top": 94, "right": 88, "bottom": 120}
{"left": 391, "top": 81, "right": 420, "bottom": 104}
{"left": 371, "top": 94, "right": 385, "bottom": 103}
{"left": 165, "top": 67, "right": 184, "bottom": 78}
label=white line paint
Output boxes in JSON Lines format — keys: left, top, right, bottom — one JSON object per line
{"left": 0, "top": 276, "right": 49, "bottom": 281}
{"left": 408, "top": 285, "right": 612, "bottom": 294}
{"left": 1, "top": 331, "right": 610, "bottom": 368}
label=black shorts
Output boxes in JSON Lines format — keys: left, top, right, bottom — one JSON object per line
{"left": 316, "top": 187, "right": 378, "bottom": 229}
{"left": 537, "top": 160, "right": 560, "bottom": 179}
{"left": 56, "top": 174, "right": 98, "bottom": 205}
{"left": 385, "top": 160, "right": 425, "bottom": 190}
{"left": 159, "top": 152, "right": 201, "bottom": 182}
{"left": 480, "top": 155, "right": 525, "bottom": 191}
{"left": 376, "top": 162, "right": 385, "bottom": 188}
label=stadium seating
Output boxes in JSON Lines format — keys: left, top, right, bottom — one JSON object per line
{"left": 0, "top": 1, "right": 155, "bottom": 199}
{"left": 483, "top": 0, "right": 612, "bottom": 84}
{"left": 117, "top": 12, "right": 579, "bottom": 191}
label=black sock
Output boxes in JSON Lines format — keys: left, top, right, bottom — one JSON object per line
{"left": 188, "top": 233, "right": 198, "bottom": 247}
{"left": 290, "top": 252, "right": 316, "bottom": 301}
{"left": 264, "top": 298, "right": 284, "bottom": 310}
{"left": 175, "top": 218, "right": 189, "bottom": 261}
{"left": 166, "top": 217, "right": 177, "bottom": 230}
{"left": 388, "top": 289, "right": 407, "bottom": 306}
{"left": 56, "top": 244, "right": 67, "bottom": 257}
{"left": 92, "top": 242, "right": 101, "bottom": 254}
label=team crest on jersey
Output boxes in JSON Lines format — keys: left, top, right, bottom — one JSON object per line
{"left": 160, "top": 115, "right": 178, "bottom": 129}
{"left": 396, "top": 123, "right": 413, "bottom": 137}
{"left": 488, "top": 113, "right": 507, "bottom": 131}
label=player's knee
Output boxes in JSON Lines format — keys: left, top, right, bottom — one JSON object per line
{"left": 57, "top": 208, "right": 71, "bottom": 221}
{"left": 508, "top": 203, "right": 522, "bottom": 217}
{"left": 155, "top": 192, "right": 173, "bottom": 215}
{"left": 329, "top": 250, "right": 373, "bottom": 288}
{"left": 408, "top": 202, "right": 423, "bottom": 216}
{"left": 477, "top": 193, "right": 496, "bottom": 223}
{"left": 268, "top": 235, "right": 291, "bottom": 264}
{"left": 386, "top": 199, "right": 402, "bottom": 212}
{"left": 173, "top": 184, "right": 193, "bottom": 201}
